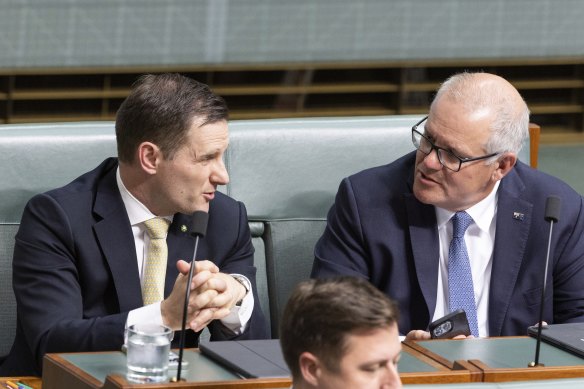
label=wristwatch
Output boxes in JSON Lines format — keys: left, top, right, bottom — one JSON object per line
{"left": 231, "top": 274, "right": 250, "bottom": 306}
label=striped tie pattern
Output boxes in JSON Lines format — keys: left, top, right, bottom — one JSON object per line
{"left": 448, "top": 211, "right": 479, "bottom": 337}
{"left": 142, "top": 217, "right": 170, "bottom": 305}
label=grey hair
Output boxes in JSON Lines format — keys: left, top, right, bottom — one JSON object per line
{"left": 431, "top": 72, "right": 530, "bottom": 161}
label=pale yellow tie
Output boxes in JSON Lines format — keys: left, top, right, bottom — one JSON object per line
{"left": 142, "top": 217, "right": 171, "bottom": 305}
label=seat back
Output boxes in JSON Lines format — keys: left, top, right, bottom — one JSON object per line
{"left": 0, "top": 116, "right": 534, "bottom": 352}
{"left": 0, "top": 224, "right": 18, "bottom": 358}
{"left": 225, "top": 116, "right": 532, "bottom": 336}
{"left": 0, "top": 122, "right": 117, "bottom": 356}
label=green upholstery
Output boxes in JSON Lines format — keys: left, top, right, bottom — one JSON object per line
{"left": 0, "top": 122, "right": 117, "bottom": 358}
{"left": 0, "top": 225, "right": 18, "bottom": 358}
{"left": 226, "top": 117, "right": 531, "bottom": 336}
{"left": 0, "top": 123, "right": 117, "bottom": 223}
{"left": 0, "top": 116, "right": 531, "bottom": 356}
{"left": 225, "top": 116, "right": 425, "bottom": 336}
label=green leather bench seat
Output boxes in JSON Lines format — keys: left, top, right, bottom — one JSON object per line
{"left": 0, "top": 116, "right": 531, "bottom": 356}
{"left": 227, "top": 115, "right": 431, "bottom": 335}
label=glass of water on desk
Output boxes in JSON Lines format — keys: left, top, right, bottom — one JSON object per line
{"left": 126, "top": 323, "right": 173, "bottom": 383}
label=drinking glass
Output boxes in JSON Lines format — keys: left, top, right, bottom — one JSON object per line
{"left": 126, "top": 323, "right": 173, "bottom": 383}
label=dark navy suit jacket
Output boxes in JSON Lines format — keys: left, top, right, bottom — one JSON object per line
{"left": 1, "top": 158, "right": 268, "bottom": 376}
{"left": 313, "top": 151, "right": 584, "bottom": 336}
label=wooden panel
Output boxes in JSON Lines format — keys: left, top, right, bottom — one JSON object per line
{"left": 470, "top": 359, "right": 584, "bottom": 383}
{"left": 0, "top": 59, "right": 582, "bottom": 143}
{"left": 0, "top": 378, "right": 41, "bottom": 389}
{"left": 529, "top": 123, "right": 541, "bottom": 169}
{"left": 12, "top": 88, "right": 130, "bottom": 100}
{"left": 405, "top": 337, "right": 584, "bottom": 383}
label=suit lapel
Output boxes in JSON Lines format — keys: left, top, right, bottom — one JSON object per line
{"left": 405, "top": 193, "right": 440, "bottom": 319}
{"left": 93, "top": 165, "right": 143, "bottom": 312}
{"left": 488, "top": 170, "right": 533, "bottom": 336}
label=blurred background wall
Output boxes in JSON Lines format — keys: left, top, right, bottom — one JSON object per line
{"left": 2, "top": 0, "right": 584, "bottom": 66}
{"left": 0, "top": 0, "right": 582, "bottom": 193}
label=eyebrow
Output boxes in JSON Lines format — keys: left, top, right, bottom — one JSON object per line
{"left": 423, "top": 128, "right": 462, "bottom": 156}
{"left": 358, "top": 359, "right": 390, "bottom": 369}
{"left": 194, "top": 149, "right": 221, "bottom": 161}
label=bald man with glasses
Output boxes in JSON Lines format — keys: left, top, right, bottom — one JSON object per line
{"left": 312, "top": 72, "right": 584, "bottom": 339}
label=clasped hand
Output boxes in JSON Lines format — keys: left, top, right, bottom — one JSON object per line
{"left": 161, "top": 260, "right": 246, "bottom": 332}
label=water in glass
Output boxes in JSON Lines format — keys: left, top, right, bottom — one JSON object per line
{"left": 126, "top": 323, "right": 172, "bottom": 383}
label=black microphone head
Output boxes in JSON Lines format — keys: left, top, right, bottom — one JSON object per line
{"left": 544, "top": 196, "right": 561, "bottom": 223}
{"left": 190, "top": 211, "right": 209, "bottom": 237}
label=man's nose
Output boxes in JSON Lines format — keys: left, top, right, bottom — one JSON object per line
{"left": 381, "top": 363, "right": 402, "bottom": 389}
{"left": 421, "top": 148, "right": 443, "bottom": 170}
{"left": 212, "top": 160, "right": 230, "bottom": 185}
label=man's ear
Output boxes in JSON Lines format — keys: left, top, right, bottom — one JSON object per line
{"left": 492, "top": 152, "right": 517, "bottom": 181}
{"left": 137, "top": 142, "right": 160, "bottom": 175}
{"left": 299, "top": 351, "right": 323, "bottom": 387}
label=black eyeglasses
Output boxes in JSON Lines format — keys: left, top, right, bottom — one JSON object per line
{"left": 411, "top": 116, "right": 500, "bottom": 172}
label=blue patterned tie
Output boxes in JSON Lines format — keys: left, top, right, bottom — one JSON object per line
{"left": 448, "top": 211, "right": 479, "bottom": 337}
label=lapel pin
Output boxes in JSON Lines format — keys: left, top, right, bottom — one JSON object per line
{"left": 180, "top": 225, "right": 188, "bottom": 233}
{"left": 513, "top": 212, "right": 525, "bottom": 221}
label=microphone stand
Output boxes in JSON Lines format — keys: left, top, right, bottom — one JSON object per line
{"left": 529, "top": 218, "right": 554, "bottom": 367}
{"left": 529, "top": 195, "right": 561, "bottom": 368}
{"left": 172, "top": 211, "right": 208, "bottom": 382}
{"left": 175, "top": 234, "right": 201, "bottom": 381}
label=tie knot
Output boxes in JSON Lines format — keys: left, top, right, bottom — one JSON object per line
{"left": 452, "top": 211, "right": 473, "bottom": 238}
{"left": 143, "top": 217, "right": 170, "bottom": 239}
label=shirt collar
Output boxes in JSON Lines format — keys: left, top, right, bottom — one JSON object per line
{"left": 435, "top": 180, "right": 500, "bottom": 232}
{"left": 116, "top": 167, "right": 173, "bottom": 226}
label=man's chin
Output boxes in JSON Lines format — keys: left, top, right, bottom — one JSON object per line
{"left": 183, "top": 202, "right": 210, "bottom": 215}
{"left": 195, "top": 204, "right": 210, "bottom": 213}
{"left": 413, "top": 186, "right": 441, "bottom": 206}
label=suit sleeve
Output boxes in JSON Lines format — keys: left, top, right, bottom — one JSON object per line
{"left": 208, "top": 201, "right": 269, "bottom": 340}
{"left": 312, "top": 177, "right": 372, "bottom": 279}
{"left": 13, "top": 193, "right": 127, "bottom": 370}
{"left": 552, "top": 195, "right": 584, "bottom": 323}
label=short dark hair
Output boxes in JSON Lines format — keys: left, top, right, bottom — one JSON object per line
{"left": 280, "top": 277, "right": 399, "bottom": 379}
{"left": 115, "top": 73, "right": 228, "bottom": 163}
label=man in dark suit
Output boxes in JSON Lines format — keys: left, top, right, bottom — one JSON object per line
{"left": 0, "top": 73, "right": 268, "bottom": 376}
{"left": 313, "top": 72, "right": 584, "bottom": 339}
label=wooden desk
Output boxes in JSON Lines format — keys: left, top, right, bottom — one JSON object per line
{"left": 42, "top": 345, "right": 474, "bottom": 388}
{"left": 400, "top": 343, "right": 481, "bottom": 384}
{"left": 406, "top": 336, "right": 584, "bottom": 382}
{"left": 0, "top": 377, "right": 42, "bottom": 389}
{"left": 10, "top": 337, "right": 584, "bottom": 387}
{"left": 43, "top": 350, "right": 291, "bottom": 389}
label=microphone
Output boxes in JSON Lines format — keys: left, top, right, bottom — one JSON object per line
{"left": 529, "top": 195, "right": 561, "bottom": 367}
{"left": 175, "top": 211, "right": 209, "bottom": 381}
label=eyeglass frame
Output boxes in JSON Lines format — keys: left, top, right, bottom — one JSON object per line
{"left": 411, "top": 116, "right": 500, "bottom": 172}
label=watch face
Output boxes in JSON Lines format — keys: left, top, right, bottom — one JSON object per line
{"left": 232, "top": 276, "right": 247, "bottom": 307}
{"left": 232, "top": 276, "right": 250, "bottom": 307}
{"left": 233, "top": 275, "right": 250, "bottom": 293}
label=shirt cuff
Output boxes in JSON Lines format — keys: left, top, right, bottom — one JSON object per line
{"left": 219, "top": 274, "right": 254, "bottom": 334}
{"left": 125, "top": 302, "right": 163, "bottom": 345}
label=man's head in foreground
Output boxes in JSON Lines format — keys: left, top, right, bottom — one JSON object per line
{"left": 280, "top": 277, "right": 402, "bottom": 389}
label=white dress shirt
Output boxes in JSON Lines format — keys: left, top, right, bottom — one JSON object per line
{"left": 117, "top": 168, "right": 253, "bottom": 335}
{"left": 432, "top": 181, "right": 500, "bottom": 337}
